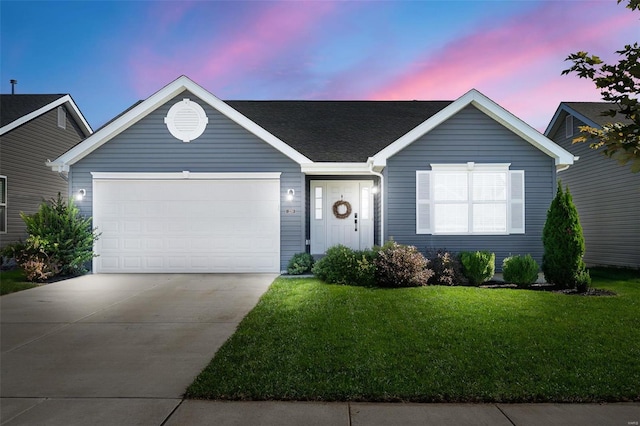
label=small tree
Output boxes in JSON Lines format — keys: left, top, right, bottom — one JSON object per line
{"left": 542, "top": 182, "right": 590, "bottom": 290}
{"left": 17, "top": 193, "right": 100, "bottom": 279}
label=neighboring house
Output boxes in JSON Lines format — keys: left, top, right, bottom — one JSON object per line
{"left": 545, "top": 102, "right": 639, "bottom": 268}
{"left": 0, "top": 94, "right": 92, "bottom": 249}
{"left": 48, "top": 76, "right": 574, "bottom": 274}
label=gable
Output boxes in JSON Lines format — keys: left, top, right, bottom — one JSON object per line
{"left": 78, "top": 92, "right": 303, "bottom": 167}
{"left": 48, "top": 76, "right": 310, "bottom": 172}
{"left": 373, "top": 89, "right": 575, "bottom": 171}
{"left": 0, "top": 94, "right": 92, "bottom": 137}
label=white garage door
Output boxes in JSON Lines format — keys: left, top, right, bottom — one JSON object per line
{"left": 92, "top": 172, "right": 281, "bottom": 273}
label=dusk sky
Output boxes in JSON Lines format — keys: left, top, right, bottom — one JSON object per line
{"left": 1, "top": 1, "right": 637, "bottom": 131}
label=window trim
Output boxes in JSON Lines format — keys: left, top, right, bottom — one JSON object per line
{"left": 0, "top": 176, "right": 6, "bottom": 233}
{"left": 57, "top": 106, "right": 66, "bottom": 129}
{"left": 565, "top": 115, "right": 573, "bottom": 138}
{"left": 416, "top": 163, "right": 525, "bottom": 236}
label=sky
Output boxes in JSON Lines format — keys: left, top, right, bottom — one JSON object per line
{"left": 1, "top": 0, "right": 637, "bottom": 132}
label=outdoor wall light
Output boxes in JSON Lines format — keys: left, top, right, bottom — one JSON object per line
{"left": 286, "top": 189, "right": 295, "bottom": 201}
{"left": 372, "top": 185, "right": 379, "bottom": 194}
{"left": 75, "top": 188, "right": 86, "bottom": 201}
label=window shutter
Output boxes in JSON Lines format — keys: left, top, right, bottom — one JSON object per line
{"left": 509, "top": 170, "right": 525, "bottom": 234}
{"left": 416, "top": 171, "right": 432, "bottom": 234}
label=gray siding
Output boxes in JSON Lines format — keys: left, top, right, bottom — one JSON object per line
{"left": 71, "top": 91, "right": 304, "bottom": 271}
{"left": 386, "top": 105, "right": 556, "bottom": 270}
{"left": 0, "top": 107, "right": 84, "bottom": 248}
{"left": 550, "top": 113, "right": 640, "bottom": 268}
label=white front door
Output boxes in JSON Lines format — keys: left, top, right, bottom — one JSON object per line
{"left": 310, "top": 180, "right": 374, "bottom": 254}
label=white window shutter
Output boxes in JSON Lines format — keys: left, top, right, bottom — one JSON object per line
{"left": 416, "top": 171, "right": 432, "bottom": 234}
{"left": 509, "top": 170, "right": 525, "bottom": 234}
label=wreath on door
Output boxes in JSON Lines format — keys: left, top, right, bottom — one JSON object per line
{"left": 332, "top": 200, "right": 352, "bottom": 219}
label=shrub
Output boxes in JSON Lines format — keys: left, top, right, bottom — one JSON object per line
{"left": 312, "top": 245, "right": 376, "bottom": 286}
{"left": 426, "top": 248, "right": 467, "bottom": 286}
{"left": 502, "top": 254, "right": 539, "bottom": 287}
{"left": 14, "top": 194, "right": 100, "bottom": 281}
{"left": 374, "top": 242, "right": 433, "bottom": 288}
{"left": 542, "top": 182, "right": 591, "bottom": 290}
{"left": 287, "top": 252, "right": 315, "bottom": 275}
{"left": 459, "top": 251, "right": 495, "bottom": 286}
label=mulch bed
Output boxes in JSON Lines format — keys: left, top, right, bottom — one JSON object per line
{"left": 480, "top": 282, "right": 616, "bottom": 296}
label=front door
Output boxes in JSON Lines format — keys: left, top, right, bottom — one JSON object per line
{"left": 310, "top": 180, "right": 374, "bottom": 254}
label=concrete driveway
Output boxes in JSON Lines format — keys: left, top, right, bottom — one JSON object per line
{"left": 0, "top": 273, "right": 276, "bottom": 425}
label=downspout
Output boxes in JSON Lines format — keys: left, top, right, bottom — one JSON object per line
{"left": 367, "top": 159, "right": 384, "bottom": 245}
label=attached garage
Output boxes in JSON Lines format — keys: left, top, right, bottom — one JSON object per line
{"left": 92, "top": 172, "right": 281, "bottom": 273}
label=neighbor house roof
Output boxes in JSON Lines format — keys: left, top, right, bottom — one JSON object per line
{"left": 544, "top": 101, "right": 634, "bottom": 137}
{"left": 0, "top": 94, "right": 92, "bottom": 137}
{"left": 48, "top": 75, "right": 574, "bottom": 173}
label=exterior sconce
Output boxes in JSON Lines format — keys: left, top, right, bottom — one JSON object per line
{"left": 372, "top": 186, "right": 379, "bottom": 194}
{"left": 75, "top": 189, "right": 86, "bottom": 201}
{"left": 286, "top": 189, "right": 295, "bottom": 201}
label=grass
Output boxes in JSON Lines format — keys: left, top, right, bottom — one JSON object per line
{"left": 0, "top": 269, "right": 38, "bottom": 295}
{"left": 187, "top": 267, "right": 640, "bottom": 403}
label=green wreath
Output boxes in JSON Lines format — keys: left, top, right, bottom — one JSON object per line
{"left": 332, "top": 200, "right": 352, "bottom": 219}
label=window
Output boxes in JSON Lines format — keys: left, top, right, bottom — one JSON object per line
{"left": 314, "top": 186, "right": 323, "bottom": 220}
{"left": 565, "top": 115, "right": 573, "bottom": 138}
{"left": 416, "top": 163, "right": 524, "bottom": 235}
{"left": 57, "top": 106, "right": 66, "bottom": 129}
{"left": 0, "top": 176, "right": 6, "bottom": 233}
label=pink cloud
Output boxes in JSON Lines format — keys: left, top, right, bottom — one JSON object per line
{"left": 368, "top": 1, "right": 636, "bottom": 106}
{"left": 128, "top": 1, "right": 338, "bottom": 97}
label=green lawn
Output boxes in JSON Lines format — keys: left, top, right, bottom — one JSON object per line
{"left": 0, "top": 269, "right": 38, "bottom": 295}
{"left": 187, "top": 268, "right": 640, "bottom": 403}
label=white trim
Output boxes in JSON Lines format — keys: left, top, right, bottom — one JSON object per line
{"left": 372, "top": 89, "right": 574, "bottom": 171}
{"left": 0, "top": 95, "right": 92, "bottom": 137}
{"left": 90, "top": 172, "right": 281, "bottom": 180}
{"left": 417, "top": 163, "right": 523, "bottom": 235}
{"left": 301, "top": 162, "right": 377, "bottom": 175}
{"left": 49, "top": 76, "right": 311, "bottom": 171}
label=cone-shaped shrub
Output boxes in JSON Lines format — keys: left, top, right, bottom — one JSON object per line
{"left": 542, "top": 181, "right": 590, "bottom": 290}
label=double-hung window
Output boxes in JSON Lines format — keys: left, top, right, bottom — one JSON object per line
{"left": 0, "top": 176, "right": 6, "bottom": 233}
{"left": 416, "top": 163, "right": 524, "bottom": 235}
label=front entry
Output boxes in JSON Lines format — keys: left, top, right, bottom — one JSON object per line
{"left": 310, "top": 180, "right": 374, "bottom": 255}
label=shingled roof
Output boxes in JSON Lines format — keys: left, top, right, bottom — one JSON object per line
{"left": 227, "top": 100, "right": 452, "bottom": 162}
{"left": 563, "top": 102, "right": 634, "bottom": 127}
{"left": 0, "top": 94, "right": 66, "bottom": 127}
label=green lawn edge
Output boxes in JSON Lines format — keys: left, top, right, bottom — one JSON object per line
{"left": 0, "top": 269, "right": 39, "bottom": 295}
{"left": 186, "top": 268, "right": 640, "bottom": 403}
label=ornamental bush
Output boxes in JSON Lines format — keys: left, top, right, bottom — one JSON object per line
{"left": 14, "top": 194, "right": 100, "bottom": 281}
{"left": 426, "top": 248, "right": 467, "bottom": 286}
{"left": 287, "top": 252, "right": 315, "bottom": 275}
{"left": 374, "top": 241, "right": 433, "bottom": 287}
{"left": 542, "top": 182, "right": 591, "bottom": 291}
{"left": 459, "top": 251, "right": 495, "bottom": 286}
{"left": 311, "top": 245, "right": 376, "bottom": 286}
{"left": 502, "top": 254, "right": 539, "bottom": 288}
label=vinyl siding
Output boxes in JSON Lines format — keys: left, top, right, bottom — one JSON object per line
{"left": 0, "top": 107, "right": 84, "bottom": 248}
{"left": 70, "top": 91, "right": 304, "bottom": 272}
{"left": 385, "top": 105, "right": 556, "bottom": 270}
{"left": 550, "top": 112, "right": 640, "bottom": 268}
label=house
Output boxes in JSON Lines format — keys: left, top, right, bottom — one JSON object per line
{"left": 0, "top": 94, "right": 92, "bottom": 249}
{"left": 545, "top": 102, "right": 639, "bottom": 268}
{"left": 47, "top": 76, "right": 574, "bottom": 274}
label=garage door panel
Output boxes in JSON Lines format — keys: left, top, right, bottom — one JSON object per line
{"left": 93, "top": 177, "right": 280, "bottom": 273}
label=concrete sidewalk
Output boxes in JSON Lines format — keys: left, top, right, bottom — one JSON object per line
{"left": 3, "top": 399, "right": 638, "bottom": 425}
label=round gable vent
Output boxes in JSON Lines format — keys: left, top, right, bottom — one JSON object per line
{"left": 164, "top": 99, "right": 208, "bottom": 142}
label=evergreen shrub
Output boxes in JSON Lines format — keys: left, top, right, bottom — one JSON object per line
{"left": 502, "top": 254, "right": 539, "bottom": 287}
{"left": 542, "top": 182, "right": 591, "bottom": 291}
{"left": 459, "top": 251, "right": 495, "bottom": 286}
{"left": 287, "top": 252, "right": 315, "bottom": 275}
